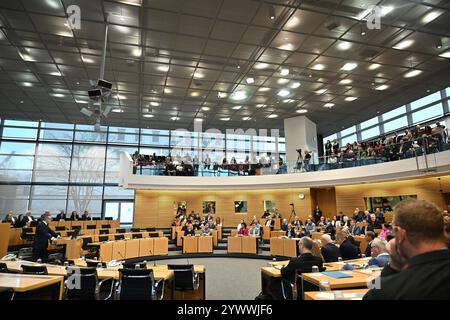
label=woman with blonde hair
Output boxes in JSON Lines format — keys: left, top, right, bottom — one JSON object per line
{"left": 311, "top": 239, "right": 324, "bottom": 262}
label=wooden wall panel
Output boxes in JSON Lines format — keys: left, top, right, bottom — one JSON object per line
{"left": 311, "top": 188, "right": 337, "bottom": 218}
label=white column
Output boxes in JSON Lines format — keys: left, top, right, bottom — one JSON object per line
{"left": 284, "top": 116, "right": 318, "bottom": 164}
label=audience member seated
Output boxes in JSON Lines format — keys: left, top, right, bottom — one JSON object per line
{"left": 238, "top": 222, "right": 249, "bottom": 236}
{"left": 54, "top": 209, "right": 67, "bottom": 221}
{"left": 292, "top": 216, "right": 302, "bottom": 227}
{"left": 200, "top": 225, "right": 211, "bottom": 236}
{"left": 320, "top": 234, "right": 341, "bottom": 262}
{"left": 379, "top": 223, "right": 392, "bottom": 239}
{"left": 361, "top": 220, "right": 374, "bottom": 235}
{"left": 336, "top": 232, "right": 360, "bottom": 260}
{"left": 80, "top": 210, "right": 92, "bottom": 221}
{"left": 183, "top": 224, "right": 195, "bottom": 237}
{"left": 280, "top": 219, "right": 288, "bottom": 231}
{"left": 364, "top": 231, "right": 376, "bottom": 257}
{"left": 370, "top": 213, "right": 382, "bottom": 229}
{"left": 261, "top": 211, "right": 271, "bottom": 218}
{"left": 349, "top": 219, "right": 361, "bottom": 236}
{"left": 285, "top": 224, "right": 295, "bottom": 238}
{"left": 305, "top": 219, "right": 316, "bottom": 232}
{"left": 364, "top": 199, "right": 450, "bottom": 299}
{"left": 368, "top": 238, "right": 390, "bottom": 268}
{"left": 2, "top": 211, "right": 16, "bottom": 226}
{"left": 69, "top": 210, "right": 79, "bottom": 221}
{"left": 248, "top": 222, "right": 260, "bottom": 236}
{"left": 264, "top": 216, "right": 274, "bottom": 228}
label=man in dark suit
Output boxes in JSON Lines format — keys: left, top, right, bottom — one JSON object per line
{"left": 312, "top": 206, "right": 322, "bottom": 224}
{"left": 183, "top": 224, "right": 195, "bottom": 237}
{"left": 80, "top": 210, "right": 92, "bottom": 221}
{"left": 336, "top": 232, "right": 360, "bottom": 260}
{"left": 364, "top": 199, "right": 450, "bottom": 300}
{"left": 361, "top": 220, "right": 374, "bottom": 235}
{"left": 33, "top": 212, "right": 59, "bottom": 262}
{"left": 349, "top": 219, "right": 361, "bottom": 236}
{"left": 320, "top": 234, "right": 341, "bottom": 262}
{"left": 280, "top": 219, "right": 288, "bottom": 231}
{"left": 369, "top": 214, "right": 382, "bottom": 229}
{"left": 55, "top": 209, "right": 66, "bottom": 221}
{"left": 23, "top": 210, "right": 35, "bottom": 225}
{"left": 364, "top": 231, "right": 376, "bottom": 257}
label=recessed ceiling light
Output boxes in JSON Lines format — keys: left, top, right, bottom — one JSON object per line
{"left": 324, "top": 103, "right": 335, "bottom": 108}
{"left": 132, "top": 48, "right": 142, "bottom": 57}
{"left": 164, "top": 88, "right": 172, "bottom": 94}
{"left": 150, "top": 102, "right": 159, "bottom": 107}
{"left": 256, "top": 104, "right": 265, "bottom": 108}
{"left": 277, "top": 89, "right": 290, "bottom": 97}
{"left": 22, "top": 82, "right": 33, "bottom": 87}
{"left": 283, "top": 99, "right": 294, "bottom": 103}
{"left": 254, "top": 62, "right": 269, "bottom": 70}
{"left": 341, "top": 62, "right": 358, "bottom": 71}
{"left": 194, "top": 118, "right": 203, "bottom": 122}
{"left": 143, "top": 114, "right": 154, "bottom": 118}
{"left": 157, "top": 65, "right": 169, "bottom": 72}
{"left": 258, "top": 87, "right": 271, "bottom": 92}
{"left": 375, "top": 84, "right": 389, "bottom": 90}
{"left": 269, "top": 5, "right": 276, "bottom": 20}
{"left": 232, "top": 105, "right": 242, "bottom": 110}
{"left": 381, "top": 6, "right": 394, "bottom": 16}
{"left": 278, "top": 43, "right": 294, "bottom": 51}
{"left": 280, "top": 68, "right": 289, "bottom": 76}
{"left": 115, "top": 25, "right": 131, "bottom": 34}
{"left": 421, "top": 10, "right": 442, "bottom": 24}
{"left": 115, "top": 94, "right": 127, "bottom": 100}
{"left": 315, "top": 89, "right": 327, "bottom": 95}
{"left": 230, "top": 90, "right": 247, "bottom": 101}
{"left": 52, "top": 93, "right": 65, "bottom": 98}
{"left": 296, "top": 109, "right": 308, "bottom": 114}
{"left": 218, "top": 92, "right": 227, "bottom": 98}
{"left": 438, "top": 51, "right": 450, "bottom": 58}
{"left": 19, "top": 100, "right": 24, "bottom": 104}
{"left": 50, "top": 71, "right": 61, "bottom": 76}
{"left": 345, "top": 96, "right": 358, "bottom": 101}
{"left": 220, "top": 117, "right": 230, "bottom": 121}
{"left": 311, "top": 64, "right": 325, "bottom": 70}
{"left": 75, "top": 99, "right": 88, "bottom": 104}
{"left": 368, "top": 63, "right": 381, "bottom": 70}
{"left": 246, "top": 77, "right": 255, "bottom": 84}
{"left": 170, "top": 116, "right": 179, "bottom": 121}
{"left": 277, "top": 78, "right": 289, "bottom": 84}
{"left": 193, "top": 72, "right": 204, "bottom": 79}
{"left": 361, "top": 30, "right": 366, "bottom": 36}
{"left": 81, "top": 56, "right": 94, "bottom": 63}
{"left": 112, "top": 108, "right": 124, "bottom": 113}
{"left": 191, "top": 91, "right": 200, "bottom": 97}
{"left": 393, "top": 39, "right": 414, "bottom": 50}
{"left": 337, "top": 41, "right": 352, "bottom": 50}
{"left": 291, "top": 82, "right": 301, "bottom": 89}
{"left": 404, "top": 69, "right": 422, "bottom": 78}
{"left": 339, "top": 79, "right": 353, "bottom": 85}
{"left": 242, "top": 116, "right": 252, "bottom": 121}
{"left": 201, "top": 106, "right": 210, "bottom": 111}
{"left": 267, "top": 114, "right": 278, "bottom": 118}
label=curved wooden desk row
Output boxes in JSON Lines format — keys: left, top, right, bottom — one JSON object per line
{"left": 227, "top": 236, "right": 260, "bottom": 254}
{"left": 172, "top": 225, "right": 222, "bottom": 240}
{"left": 54, "top": 229, "right": 163, "bottom": 238}
{"left": 182, "top": 236, "right": 213, "bottom": 254}
{"left": 0, "top": 260, "right": 206, "bottom": 300}
{"left": 175, "top": 228, "right": 220, "bottom": 247}
{"left": 49, "top": 220, "right": 120, "bottom": 229}
{"left": 229, "top": 228, "right": 285, "bottom": 240}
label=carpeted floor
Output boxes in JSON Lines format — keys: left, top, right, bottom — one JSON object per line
{"left": 157, "top": 257, "right": 271, "bottom": 300}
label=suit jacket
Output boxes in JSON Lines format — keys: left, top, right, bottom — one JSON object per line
{"left": 364, "top": 249, "right": 450, "bottom": 300}
{"left": 55, "top": 214, "right": 66, "bottom": 221}
{"left": 349, "top": 225, "right": 361, "bottom": 236}
{"left": 281, "top": 253, "right": 324, "bottom": 283}
{"left": 184, "top": 229, "right": 195, "bottom": 236}
{"left": 339, "top": 238, "right": 360, "bottom": 260}
{"left": 368, "top": 253, "right": 390, "bottom": 267}
{"left": 281, "top": 223, "right": 288, "bottom": 231}
{"left": 33, "top": 221, "right": 58, "bottom": 250}
{"left": 80, "top": 215, "right": 91, "bottom": 221}
{"left": 321, "top": 243, "right": 341, "bottom": 262}
{"left": 365, "top": 241, "right": 373, "bottom": 257}
{"left": 361, "top": 225, "right": 374, "bottom": 235}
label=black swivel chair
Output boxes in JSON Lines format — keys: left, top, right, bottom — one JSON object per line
{"left": 132, "top": 233, "right": 142, "bottom": 239}
{"left": 99, "top": 236, "right": 109, "bottom": 242}
{"left": 86, "top": 225, "right": 96, "bottom": 230}
{"left": 281, "top": 265, "right": 326, "bottom": 300}
{"left": 99, "top": 229, "right": 109, "bottom": 235}
{"left": 72, "top": 225, "right": 82, "bottom": 231}
{"left": 86, "top": 261, "right": 107, "bottom": 268}
{"left": 55, "top": 226, "right": 66, "bottom": 231}
{"left": 81, "top": 237, "right": 97, "bottom": 259}
{"left": 105, "top": 217, "right": 113, "bottom": 221}
{"left": 130, "top": 228, "right": 141, "bottom": 233}
{"left": 167, "top": 264, "right": 199, "bottom": 298}
{"left": 93, "top": 217, "right": 101, "bottom": 221}
{"left": 150, "top": 233, "right": 159, "bottom": 238}
{"left": 114, "top": 234, "right": 125, "bottom": 241}
{"left": 116, "top": 228, "right": 126, "bottom": 234}
{"left": 0, "top": 263, "right": 9, "bottom": 273}
{"left": 21, "top": 265, "right": 48, "bottom": 275}
{"left": 122, "top": 262, "right": 147, "bottom": 269}
{"left": 101, "top": 224, "right": 111, "bottom": 229}
{"left": 146, "top": 227, "right": 156, "bottom": 232}
{"left": 20, "top": 227, "right": 34, "bottom": 242}
{"left": 116, "top": 268, "right": 164, "bottom": 300}
{"left": 65, "top": 266, "right": 114, "bottom": 300}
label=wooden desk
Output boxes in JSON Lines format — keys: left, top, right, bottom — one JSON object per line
{"left": 304, "top": 289, "right": 368, "bottom": 300}
{"left": 139, "top": 238, "right": 154, "bottom": 257}
{"left": 271, "top": 230, "right": 285, "bottom": 238}
{"left": 227, "top": 236, "right": 242, "bottom": 253}
{"left": 125, "top": 239, "right": 140, "bottom": 259}
{"left": 197, "top": 236, "right": 213, "bottom": 253}
{"left": 301, "top": 270, "right": 376, "bottom": 290}
{"left": 270, "top": 237, "right": 284, "bottom": 256}
{"left": 274, "top": 218, "right": 281, "bottom": 230}
{"left": 354, "top": 235, "right": 368, "bottom": 253}
{"left": 153, "top": 237, "right": 169, "bottom": 255}
{"left": 242, "top": 236, "right": 258, "bottom": 254}
{"left": 230, "top": 229, "right": 238, "bottom": 237}
{"left": 183, "top": 236, "right": 198, "bottom": 254}
{"left": 262, "top": 226, "right": 271, "bottom": 240}
{"left": 270, "top": 237, "right": 298, "bottom": 258}
{"left": 0, "top": 223, "right": 10, "bottom": 257}
{"left": 0, "top": 273, "right": 64, "bottom": 300}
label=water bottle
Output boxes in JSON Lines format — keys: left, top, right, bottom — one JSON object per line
{"left": 37, "top": 258, "right": 42, "bottom": 263}
{"left": 338, "top": 257, "right": 343, "bottom": 262}
{"left": 97, "top": 262, "right": 103, "bottom": 269}
{"left": 319, "top": 280, "right": 331, "bottom": 291}
{"left": 135, "top": 264, "right": 140, "bottom": 269}
{"left": 312, "top": 265, "right": 319, "bottom": 273}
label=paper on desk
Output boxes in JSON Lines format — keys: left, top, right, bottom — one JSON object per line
{"left": 310, "top": 273, "right": 323, "bottom": 277}
{"left": 315, "top": 292, "right": 334, "bottom": 300}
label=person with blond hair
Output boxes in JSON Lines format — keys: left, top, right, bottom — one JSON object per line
{"left": 368, "top": 238, "right": 390, "bottom": 267}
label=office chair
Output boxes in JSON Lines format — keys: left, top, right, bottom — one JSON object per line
{"left": 66, "top": 231, "right": 75, "bottom": 237}
{"left": 116, "top": 228, "right": 126, "bottom": 234}
{"left": 116, "top": 268, "right": 164, "bottom": 300}
{"left": 0, "top": 263, "right": 9, "bottom": 273}
{"left": 86, "top": 260, "right": 107, "bottom": 268}
{"left": 122, "top": 262, "right": 147, "bottom": 269}
{"left": 86, "top": 225, "right": 96, "bottom": 230}
{"left": 99, "top": 235, "right": 109, "bottom": 242}
{"left": 132, "top": 233, "right": 142, "bottom": 239}
{"left": 105, "top": 217, "right": 113, "bottom": 221}
{"left": 130, "top": 228, "right": 141, "bottom": 233}
{"left": 72, "top": 225, "right": 82, "bottom": 231}
{"left": 99, "top": 229, "right": 109, "bottom": 235}
{"left": 146, "top": 227, "right": 156, "bottom": 232}
{"left": 101, "top": 224, "right": 111, "bottom": 229}
{"left": 93, "top": 217, "right": 101, "bottom": 221}
{"left": 81, "top": 237, "right": 97, "bottom": 259}
{"left": 20, "top": 227, "right": 34, "bottom": 242}
{"left": 150, "top": 233, "right": 159, "bottom": 238}
{"left": 65, "top": 266, "right": 114, "bottom": 300}
{"left": 82, "top": 237, "right": 93, "bottom": 251}
{"left": 55, "top": 226, "right": 66, "bottom": 231}
{"left": 280, "top": 265, "right": 325, "bottom": 300}
{"left": 167, "top": 264, "right": 199, "bottom": 298}
{"left": 0, "top": 288, "right": 14, "bottom": 300}
{"left": 114, "top": 234, "right": 125, "bottom": 241}
{"left": 21, "top": 265, "right": 48, "bottom": 275}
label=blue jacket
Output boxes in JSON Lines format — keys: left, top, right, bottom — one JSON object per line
{"left": 368, "top": 253, "right": 390, "bottom": 267}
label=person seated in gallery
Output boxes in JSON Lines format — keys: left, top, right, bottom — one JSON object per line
{"left": 369, "top": 213, "right": 382, "bottom": 229}
{"left": 379, "top": 223, "right": 392, "bottom": 239}
{"left": 69, "top": 210, "right": 79, "bottom": 221}
{"left": 54, "top": 209, "right": 67, "bottom": 221}
{"left": 293, "top": 226, "right": 309, "bottom": 238}
{"left": 285, "top": 223, "right": 295, "bottom": 238}
{"left": 261, "top": 210, "right": 271, "bottom": 219}
{"left": 80, "top": 210, "right": 92, "bottom": 221}
{"left": 2, "top": 211, "right": 16, "bottom": 226}
{"left": 364, "top": 231, "right": 377, "bottom": 257}
{"left": 349, "top": 219, "right": 361, "bottom": 236}
{"left": 361, "top": 219, "right": 374, "bottom": 235}
{"left": 305, "top": 219, "right": 316, "bottom": 232}
{"left": 200, "top": 225, "right": 211, "bottom": 236}
{"left": 292, "top": 216, "right": 303, "bottom": 227}
{"left": 336, "top": 232, "right": 360, "bottom": 260}
{"left": 320, "top": 234, "right": 341, "bottom": 262}
{"left": 317, "top": 216, "right": 326, "bottom": 228}
{"left": 238, "top": 222, "right": 249, "bottom": 236}
{"left": 184, "top": 223, "right": 195, "bottom": 237}
{"left": 192, "top": 220, "right": 201, "bottom": 231}
{"left": 265, "top": 216, "right": 275, "bottom": 229}
{"left": 273, "top": 210, "right": 282, "bottom": 219}
{"left": 248, "top": 222, "right": 261, "bottom": 236}
{"left": 280, "top": 219, "right": 288, "bottom": 231}
{"left": 368, "top": 238, "right": 390, "bottom": 268}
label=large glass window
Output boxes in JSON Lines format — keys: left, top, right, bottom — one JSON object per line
{"left": 361, "top": 126, "right": 380, "bottom": 140}
{"left": 410, "top": 92, "right": 440, "bottom": 110}
{"left": 411, "top": 104, "right": 443, "bottom": 124}
{"left": 340, "top": 126, "right": 356, "bottom": 137}
{"left": 341, "top": 134, "right": 357, "bottom": 146}
{"left": 360, "top": 116, "right": 379, "bottom": 129}
{"left": 382, "top": 106, "right": 406, "bottom": 121}
{"left": 2, "top": 127, "right": 38, "bottom": 139}
{"left": 383, "top": 116, "right": 408, "bottom": 134}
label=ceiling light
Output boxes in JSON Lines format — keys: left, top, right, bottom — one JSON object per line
{"left": 280, "top": 68, "right": 289, "bottom": 76}
{"left": 404, "top": 69, "right": 422, "bottom": 78}
{"left": 218, "top": 92, "right": 227, "bottom": 98}
{"left": 194, "top": 118, "right": 203, "bottom": 122}
{"left": 242, "top": 116, "right": 252, "bottom": 121}
{"left": 254, "top": 62, "right": 269, "bottom": 70}
{"left": 361, "top": 30, "right": 366, "bottom": 36}
{"left": 81, "top": 56, "right": 94, "bottom": 63}
{"left": 191, "top": 92, "right": 200, "bottom": 97}
{"left": 231, "top": 90, "right": 247, "bottom": 101}
{"left": 277, "top": 78, "right": 289, "bottom": 85}
{"left": 201, "top": 106, "right": 210, "bottom": 111}
{"left": 171, "top": 116, "right": 179, "bottom": 121}
{"left": 246, "top": 77, "right": 255, "bottom": 84}
{"left": 269, "top": 5, "right": 276, "bottom": 20}
{"left": 315, "top": 89, "right": 327, "bottom": 95}
{"left": 339, "top": 79, "right": 352, "bottom": 85}
{"left": 393, "top": 39, "right": 414, "bottom": 50}
{"left": 20, "top": 100, "right": 24, "bottom": 104}
{"left": 52, "top": 93, "right": 65, "bottom": 98}
{"left": 115, "top": 25, "right": 131, "bottom": 34}
{"left": 341, "top": 62, "right": 358, "bottom": 71}
{"left": 267, "top": 114, "right": 278, "bottom": 118}
{"left": 278, "top": 43, "right": 294, "bottom": 51}
{"left": 258, "top": 87, "right": 270, "bottom": 92}
{"left": 375, "top": 84, "right": 389, "bottom": 91}
{"left": 438, "top": 51, "right": 450, "bottom": 58}
{"left": 311, "top": 64, "right": 325, "bottom": 70}
{"left": 296, "top": 109, "right": 308, "bottom": 114}
{"left": 220, "top": 117, "right": 230, "bottom": 121}
{"left": 368, "top": 63, "right": 381, "bottom": 70}
{"left": 277, "top": 89, "right": 290, "bottom": 97}
{"left": 324, "top": 103, "right": 335, "bottom": 108}
{"left": 164, "top": 88, "right": 172, "bottom": 94}
{"left": 337, "top": 41, "right": 352, "bottom": 50}
{"left": 283, "top": 99, "right": 294, "bottom": 103}
{"left": 143, "top": 114, "right": 154, "bottom": 118}
{"left": 157, "top": 65, "right": 169, "bottom": 72}
{"left": 193, "top": 72, "right": 204, "bottom": 79}
{"left": 150, "top": 102, "right": 159, "bottom": 107}
{"left": 22, "top": 82, "right": 33, "bottom": 87}
{"left": 112, "top": 108, "right": 124, "bottom": 113}
{"left": 232, "top": 105, "right": 242, "bottom": 110}
{"left": 50, "top": 71, "right": 61, "bottom": 76}
{"left": 115, "top": 94, "right": 127, "bottom": 100}
{"left": 345, "top": 96, "right": 358, "bottom": 101}
{"left": 421, "top": 10, "right": 442, "bottom": 24}
{"left": 381, "top": 6, "right": 394, "bottom": 16}
{"left": 75, "top": 99, "right": 88, "bottom": 104}
{"left": 132, "top": 48, "right": 142, "bottom": 57}
{"left": 291, "top": 82, "right": 301, "bottom": 89}
{"left": 256, "top": 104, "right": 265, "bottom": 108}
{"left": 436, "top": 39, "right": 443, "bottom": 49}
